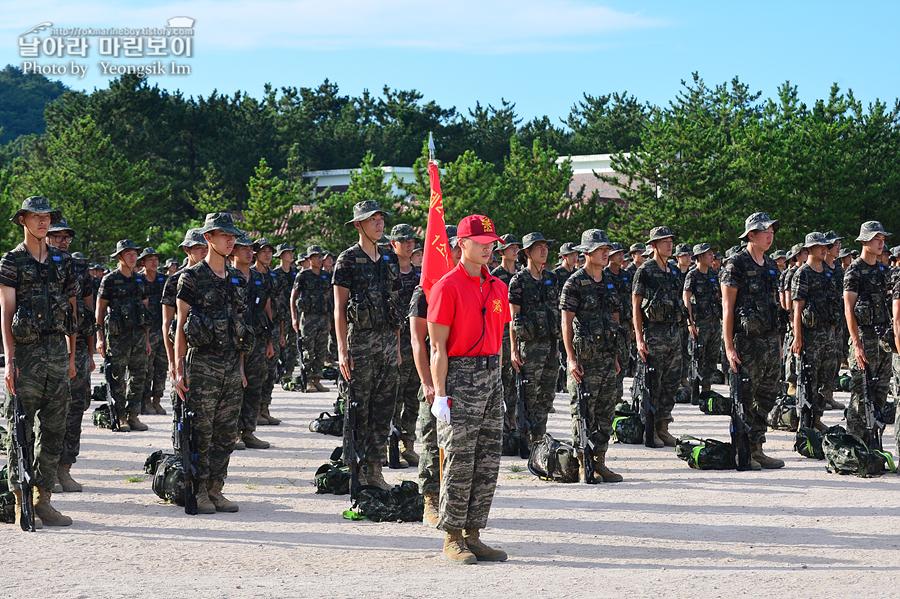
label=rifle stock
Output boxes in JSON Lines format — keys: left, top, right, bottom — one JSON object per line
{"left": 730, "top": 365, "right": 752, "bottom": 470}
{"left": 104, "top": 357, "right": 123, "bottom": 432}
{"left": 574, "top": 356, "right": 596, "bottom": 484}
{"left": 175, "top": 357, "right": 198, "bottom": 515}
{"left": 862, "top": 365, "right": 884, "bottom": 451}
{"left": 11, "top": 358, "right": 35, "bottom": 532}
{"left": 689, "top": 336, "right": 701, "bottom": 404}
{"left": 515, "top": 370, "right": 531, "bottom": 459}
{"left": 346, "top": 379, "right": 362, "bottom": 501}
{"left": 797, "top": 351, "right": 813, "bottom": 429}
{"left": 296, "top": 334, "right": 308, "bottom": 393}
{"left": 638, "top": 358, "right": 657, "bottom": 448}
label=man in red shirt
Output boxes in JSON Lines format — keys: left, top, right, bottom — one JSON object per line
{"left": 428, "top": 214, "right": 510, "bottom": 565}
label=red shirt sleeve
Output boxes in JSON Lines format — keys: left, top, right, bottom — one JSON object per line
{"left": 427, "top": 277, "right": 456, "bottom": 326}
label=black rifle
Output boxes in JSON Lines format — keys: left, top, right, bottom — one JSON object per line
{"left": 796, "top": 351, "right": 813, "bottom": 429}
{"left": 346, "top": 381, "right": 362, "bottom": 502}
{"left": 174, "top": 357, "right": 198, "bottom": 515}
{"left": 574, "top": 358, "right": 596, "bottom": 484}
{"left": 862, "top": 365, "right": 884, "bottom": 451}
{"left": 636, "top": 358, "right": 657, "bottom": 448}
{"left": 730, "top": 365, "right": 752, "bottom": 471}
{"left": 688, "top": 335, "right": 702, "bottom": 405}
{"left": 388, "top": 418, "right": 402, "bottom": 469}
{"left": 104, "top": 357, "right": 124, "bottom": 432}
{"left": 515, "top": 370, "right": 531, "bottom": 459}
{"left": 296, "top": 334, "right": 308, "bottom": 392}
{"left": 10, "top": 359, "right": 35, "bottom": 532}
{"left": 556, "top": 348, "right": 567, "bottom": 393}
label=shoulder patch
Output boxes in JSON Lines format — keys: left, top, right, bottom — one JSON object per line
{"left": 231, "top": 278, "right": 240, "bottom": 284}
{"left": 581, "top": 279, "right": 592, "bottom": 286}
{"left": 52, "top": 255, "right": 61, "bottom": 262}
{"left": 355, "top": 258, "right": 368, "bottom": 264}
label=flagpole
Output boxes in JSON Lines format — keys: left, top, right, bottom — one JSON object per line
{"left": 428, "top": 131, "right": 435, "bottom": 163}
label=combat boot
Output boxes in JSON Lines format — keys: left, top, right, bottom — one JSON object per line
{"left": 234, "top": 434, "right": 246, "bottom": 450}
{"left": 422, "top": 493, "right": 439, "bottom": 528}
{"left": 151, "top": 396, "right": 166, "bottom": 415}
{"left": 400, "top": 440, "right": 420, "bottom": 467}
{"left": 127, "top": 413, "right": 148, "bottom": 432}
{"left": 34, "top": 486, "right": 72, "bottom": 526}
{"left": 312, "top": 379, "right": 328, "bottom": 392}
{"left": 594, "top": 452, "right": 623, "bottom": 483}
{"left": 649, "top": 426, "right": 665, "bottom": 448}
{"left": 577, "top": 455, "right": 603, "bottom": 483}
{"left": 825, "top": 395, "right": 846, "bottom": 410}
{"left": 57, "top": 463, "right": 83, "bottom": 492}
{"left": 116, "top": 414, "right": 131, "bottom": 432}
{"left": 751, "top": 443, "right": 785, "bottom": 469}
{"left": 813, "top": 415, "right": 827, "bottom": 432}
{"left": 463, "top": 528, "right": 508, "bottom": 562}
{"left": 442, "top": 530, "right": 477, "bottom": 565}
{"left": 207, "top": 479, "right": 239, "bottom": 512}
{"left": 13, "top": 490, "right": 43, "bottom": 529}
{"left": 241, "top": 431, "right": 270, "bottom": 449}
{"left": 195, "top": 481, "right": 216, "bottom": 514}
{"left": 656, "top": 420, "right": 677, "bottom": 447}
{"left": 52, "top": 472, "right": 62, "bottom": 493}
{"left": 306, "top": 381, "right": 318, "bottom": 393}
{"left": 259, "top": 404, "right": 281, "bottom": 425}
{"left": 365, "top": 461, "right": 393, "bottom": 491}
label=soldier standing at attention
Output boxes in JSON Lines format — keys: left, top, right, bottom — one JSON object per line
{"left": 625, "top": 243, "right": 646, "bottom": 279}
{"left": 46, "top": 217, "right": 96, "bottom": 493}
{"left": 823, "top": 231, "right": 847, "bottom": 410}
{"left": 632, "top": 227, "right": 684, "bottom": 447}
{"left": 173, "top": 213, "right": 248, "bottom": 513}
{"left": 683, "top": 243, "right": 722, "bottom": 395}
{"left": 389, "top": 224, "right": 422, "bottom": 466}
{"left": 1, "top": 196, "right": 79, "bottom": 526}
{"left": 428, "top": 214, "right": 509, "bottom": 565}
{"left": 674, "top": 243, "right": 693, "bottom": 386}
{"left": 604, "top": 242, "right": 632, "bottom": 403}
{"left": 560, "top": 229, "right": 623, "bottom": 482}
{"left": 253, "top": 238, "right": 282, "bottom": 426}
{"left": 553, "top": 242, "right": 579, "bottom": 288}
{"left": 844, "top": 222, "right": 892, "bottom": 438}
{"left": 491, "top": 234, "right": 520, "bottom": 443}
{"left": 274, "top": 243, "right": 299, "bottom": 387}
{"left": 333, "top": 200, "right": 402, "bottom": 491}
{"left": 722, "top": 212, "right": 785, "bottom": 469}
{"left": 291, "top": 245, "right": 332, "bottom": 392}
{"left": 137, "top": 247, "right": 168, "bottom": 415}
{"left": 96, "top": 239, "right": 151, "bottom": 432}
{"left": 508, "top": 232, "right": 559, "bottom": 453}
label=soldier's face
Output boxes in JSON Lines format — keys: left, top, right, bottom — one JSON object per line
{"left": 143, "top": 255, "right": 159, "bottom": 271}
{"left": 207, "top": 231, "right": 236, "bottom": 257}
{"left": 459, "top": 238, "right": 493, "bottom": 265}
{"left": 119, "top": 249, "right": 138, "bottom": 270}
{"left": 501, "top": 246, "right": 519, "bottom": 260}
{"left": 677, "top": 254, "right": 691, "bottom": 267}
{"left": 187, "top": 245, "right": 207, "bottom": 264}
{"left": 632, "top": 252, "right": 645, "bottom": 267}
{"left": 827, "top": 240, "right": 841, "bottom": 258}
{"left": 609, "top": 251, "right": 624, "bottom": 267}
{"left": 232, "top": 244, "right": 253, "bottom": 266}
{"left": 563, "top": 253, "right": 577, "bottom": 267}
{"left": 256, "top": 246, "right": 273, "bottom": 266}
{"left": 392, "top": 239, "right": 415, "bottom": 259}
{"left": 749, "top": 226, "right": 775, "bottom": 250}
{"left": 279, "top": 251, "right": 294, "bottom": 265}
{"left": 323, "top": 255, "right": 334, "bottom": 269}
{"left": 797, "top": 249, "right": 809, "bottom": 263}
{"left": 527, "top": 241, "right": 549, "bottom": 266}
{"left": 698, "top": 250, "right": 714, "bottom": 268}
{"left": 21, "top": 212, "right": 50, "bottom": 238}
{"left": 587, "top": 246, "right": 610, "bottom": 268}
{"left": 358, "top": 214, "right": 384, "bottom": 239}
{"left": 775, "top": 257, "right": 786, "bottom": 270}
{"left": 652, "top": 238, "right": 673, "bottom": 259}
{"left": 309, "top": 253, "right": 323, "bottom": 268}
{"left": 450, "top": 246, "right": 462, "bottom": 265}
{"left": 411, "top": 250, "right": 423, "bottom": 266}
{"left": 808, "top": 245, "right": 827, "bottom": 261}
{"left": 48, "top": 231, "right": 73, "bottom": 251}
{"left": 866, "top": 234, "right": 886, "bottom": 255}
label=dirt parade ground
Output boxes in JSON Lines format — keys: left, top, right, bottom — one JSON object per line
{"left": 2, "top": 369, "right": 899, "bottom": 599}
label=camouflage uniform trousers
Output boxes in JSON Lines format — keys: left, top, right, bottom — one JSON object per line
{"left": 643, "top": 322, "right": 683, "bottom": 423}
{"left": 798, "top": 325, "right": 838, "bottom": 417}
{"left": 262, "top": 327, "right": 281, "bottom": 405}
{"left": 239, "top": 335, "right": 268, "bottom": 433}
{"left": 783, "top": 327, "right": 797, "bottom": 385}
{"left": 4, "top": 338, "right": 69, "bottom": 490}
{"left": 824, "top": 317, "right": 847, "bottom": 405}
{"left": 437, "top": 357, "right": 502, "bottom": 532}
{"left": 518, "top": 336, "right": 558, "bottom": 443}
{"left": 328, "top": 312, "right": 338, "bottom": 363}
{"left": 281, "top": 326, "right": 299, "bottom": 380}
{"left": 846, "top": 328, "right": 891, "bottom": 439}
{"left": 106, "top": 327, "right": 149, "bottom": 415}
{"left": 500, "top": 327, "right": 516, "bottom": 434}
{"left": 892, "top": 353, "right": 900, "bottom": 397}
{"left": 566, "top": 345, "right": 616, "bottom": 453}
{"left": 300, "top": 311, "right": 330, "bottom": 379}
{"left": 694, "top": 317, "right": 723, "bottom": 383}
{"left": 393, "top": 332, "right": 420, "bottom": 441}
{"left": 340, "top": 327, "right": 399, "bottom": 464}
{"left": 61, "top": 341, "right": 91, "bottom": 465}
{"left": 417, "top": 385, "right": 440, "bottom": 495}
{"left": 185, "top": 347, "right": 242, "bottom": 482}
{"left": 143, "top": 327, "right": 168, "bottom": 402}
{"left": 615, "top": 326, "right": 634, "bottom": 399}
{"left": 734, "top": 331, "right": 781, "bottom": 443}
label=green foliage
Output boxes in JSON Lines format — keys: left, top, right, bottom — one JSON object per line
{"left": 243, "top": 158, "right": 293, "bottom": 243}
{"left": 0, "top": 66, "right": 69, "bottom": 144}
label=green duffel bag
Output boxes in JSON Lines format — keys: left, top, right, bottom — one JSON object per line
{"left": 697, "top": 390, "right": 731, "bottom": 416}
{"left": 883, "top": 401, "right": 896, "bottom": 425}
{"left": 767, "top": 394, "right": 798, "bottom": 432}
{"left": 823, "top": 433, "right": 895, "bottom": 477}
{"left": 612, "top": 414, "right": 644, "bottom": 444}
{"left": 675, "top": 386, "right": 692, "bottom": 404}
{"left": 527, "top": 434, "right": 580, "bottom": 483}
{"left": 794, "top": 425, "right": 846, "bottom": 460}
{"left": 92, "top": 404, "right": 112, "bottom": 429}
{"left": 675, "top": 435, "right": 735, "bottom": 470}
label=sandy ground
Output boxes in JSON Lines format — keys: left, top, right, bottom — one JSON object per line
{"left": 2, "top": 370, "right": 899, "bottom": 599}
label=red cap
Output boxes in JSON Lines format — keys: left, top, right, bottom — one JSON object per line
{"left": 457, "top": 214, "right": 502, "bottom": 244}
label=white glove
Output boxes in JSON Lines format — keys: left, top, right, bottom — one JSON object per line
{"left": 431, "top": 395, "right": 451, "bottom": 423}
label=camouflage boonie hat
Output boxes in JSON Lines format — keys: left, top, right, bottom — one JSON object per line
{"left": 306, "top": 245, "right": 325, "bottom": 257}
{"left": 71, "top": 251, "right": 85, "bottom": 260}
{"left": 253, "top": 237, "right": 275, "bottom": 253}
{"left": 344, "top": 200, "right": 391, "bottom": 227}
{"left": 110, "top": 239, "right": 139, "bottom": 259}
{"left": 388, "top": 224, "right": 418, "bottom": 242}
{"left": 137, "top": 247, "right": 159, "bottom": 261}
{"left": 647, "top": 226, "right": 675, "bottom": 243}
{"left": 496, "top": 234, "right": 520, "bottom": 251}
{"left": 608, "top": 242, "right": 625, "bottom": 255}
{"left": 692, "top": 242, "right": 712, "bottom": 257}
{"left": 641, "top": 247, "right": 653, "bottom": 258}
{"left": 803, "top": 232, "right": 829, "bottom": 248}
{"left": 739, "top": 212, "right": 779, "bottom": 240}
{"left": 179, "top": 228, "right": 208, "bottom": 248}
{"left": 48, "top": 216, "right": 76, "bottom": 237}
{"left": 559, "top": 242, "right": 578, "bottom": 256}
{"left": 725, "top": 245, "right": 743, "bottom": 260}
{"left": 769, "top": 249, "right": 787, "bottom": 260}
{"left": 629, "top": 242, "right": 646, "bottom": 254}
{"left": 890, "top": 246, "right": 900, "bottom": 258}
{"left": 274, "top": 242, "right": 295, "bottom": 257}
{"left": 445, "top": 224, "right": 458, "bottom": 250}
{"left": 856, "top": 221, "right": 892, "bottom": 242}
{"left": 296, "top": 253, "right": 308, "bottom": 262}
{"left": 824, "top": 230, "right": 844, "bottom": 244}
{"left": 377, "top": 234, "right": 391, "bottom": 246}
{"left": 786, "top": 242, "right": 805, "bottom": 261}
{"left": 674, "top": 243, "right": 691, "bottom": 256}
{"left": 520, "top": 232, "right": 555, "bottom": 251}
{"left": 837, "top": 248, "right": 853, "bottom": 259}
{"left": 197, "top": 212, "right": 243, "bottom": 236}
{"left": 164, "top": 258, "right": 179, "bottom": 267}
{"left": 233, "top": 233, "right": 254, "bottom": 247}
{"left": 11, "top": 196, "right": 62, "bottom": 224}
{"left": 575, "top": 229, "right": 612, "bottom": 253}
{"left": 412, "top": 244, "right": 424, "bottom": 254}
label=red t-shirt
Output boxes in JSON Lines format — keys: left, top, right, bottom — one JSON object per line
{"left": 427, "top": 261, "right": 510, "bottom": 357}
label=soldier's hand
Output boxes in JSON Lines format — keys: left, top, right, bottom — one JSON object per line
{"left": 97, "top": 337, "right": 106, "bottom": 358}
{"left": 791, "top": 337, "right": 802, "bottom": 356}
{"left": 69, "top": 358, "right": 76, "bottom": 379}
{"left": 511, "top": 348, "right": 523, "bottom": 372}
{"left": 242, "top": 371, "right": 248, "bottom": 388}
{"left": 174, "top": 361, "right": 189, "bottom": 401}
{"left": 266, "top": 341, "right": 274, "bottom": 359}
{"left": 726, "top": 346, "right": 742, "bottom": 372}
{"left": 292, "top": 319, "right": 299, "bottom": 333}
{"left": 89, "top": 355, "right": 96, "bottom": 373}
{"left": 147, "top": 341, "right": 152, "bottom": 356}
{"left": 280, "top": 333, "right": 286, "bottom": 347}
{"left": 339, "top": 352, "right": 354, "bottom": 381}
{"left": 636, "top": 337, "right": 649, "bottom": 362}
{"left": 854, "top": 341, "right": 868, "bottom": 366}
{"left": 423, "top": 382, "right": 436, "bottom": 405}
{"left": 689, "top": 324, "right": 698, "bottom": 339}
{"left": 4, "top": 362, "right": 16, "bottom": 395}
{"left": 568, "top": 356, "right": 583, "bottom": 384}
{"left": 614, "top": 357, "right": 620, "bottom": 375}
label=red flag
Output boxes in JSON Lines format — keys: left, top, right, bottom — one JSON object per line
{"left": 421, "top": 160, "right": 453, "bottom": 300}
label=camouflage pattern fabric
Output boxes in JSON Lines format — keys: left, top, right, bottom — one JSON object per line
{"left": 239, "top": 335, "right": 268, "bottom": 433}
{"left": 518, "top": 337, "right": 558, "bottom": 442}
{"left": 4, "top": 339, "right": 69, "bottom": 490}
{"left": 734, "top": 332, "right": 781, "bottom": 443}
{"left": 143, "top": 327, "right": 167, "bottom": 402}
{"left": 491, "top": 266, "right": 518, "bottom": 440}
{"left": 848, "top": 330, "right": 891, "bottom": 438}
{"left": 417, "top": 386, "right": 440, "bottom": 495}
{"left": 300, "top": 312, "right": 330, "bottom": 377}
{"left": 643, "top": 322, "right": 683, "bottom": 422}
{"left": 106, "top": 327, "right": 149, "bottom": 414}
{"left": 263, "top": 339, "right": 280, "bottom": 406}
{"left": 282, "top": 325, "right": 299, "bottom": 379}
{"left": 61, "top": 341, "right": 91, "bottom": 465}
{"left": 798, "top": 326, "right": 838, "bottom": 416}
{"left": 393, "top": 333, "right": 420, "bottom": 441}
{"left": 277, "top": 266, "right": 299, "bottom": 378}
{"left": 437, "top": 359, "right": 503, "bottom": 532}
{"left": 694, "top": 316, "right": 722, "bottom": 383}
{"left": 567, "top": 348, "right": 617, "bottom": 452}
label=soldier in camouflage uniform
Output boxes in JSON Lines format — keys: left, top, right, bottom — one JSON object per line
{"left": 291, "top": 245, "right": 332, "bottom": 392}
{"left": 822, "top": 230, "right": 847, "bottom": 410}
{"left": 253, "top": 238, "right": 282, "bottom": 425}
{"left": 791, "top": 232, "right": 841, "bottom": 430}
{"left": 1, "top": 196, "right": 79, "bottom": 526}
{"left": 633, "top": 226, "right": 684, "bottom": 447}
{"left": 553, "top": 242, "right": 578, "bottom": 288}
{"left": 560, "top": 229, "right": 623, "bottom": 482}
{"left": 96, "top": 239, "right": 151, "bottom": 432}
{"left": 508, "top": 232, "right": 559, "bottom": 452}
{"left": 138, "top": 247, "right": 168, "bottom": 415}
{"left": 47, "top": 218, "right": 96, "bottom": 493}
{"left": 625, "top": 243, "right": 646, "bottom": 279}
{"left": 173, "top": 213, "right": 248, "bottom": 513}
{"left": 389, "top": 224, "right": 422, "bottom": 466}
{"left": 844, "top": 222, "right": 893, "bottom": 440}
{"left": 683, "top": 243, "right": 722, "bottom": 394}
{"left": 722, "top": 212, "right": 785, "bottom": 469}
{"left": 491, "top": 234, "right": 520, "bottom": 447}
{"left": 674, "top": 243, "right": 693, "bottom": 385}
{"left": 604, "top": 242, "right": 633, "bottom": 401}
{"left": 274, "top": 243, "right": 299, "bottom": 386}
{"left": 333, "top": 200, "right": 402, "bottom": 491}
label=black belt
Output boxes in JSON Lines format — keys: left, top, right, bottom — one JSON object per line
{"left": 448, "top": 354, "right": 500, "bottom": 371}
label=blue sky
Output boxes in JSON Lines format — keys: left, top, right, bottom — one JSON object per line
{"left": 3, "top": 1, "right": 899, "bottom": 123}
